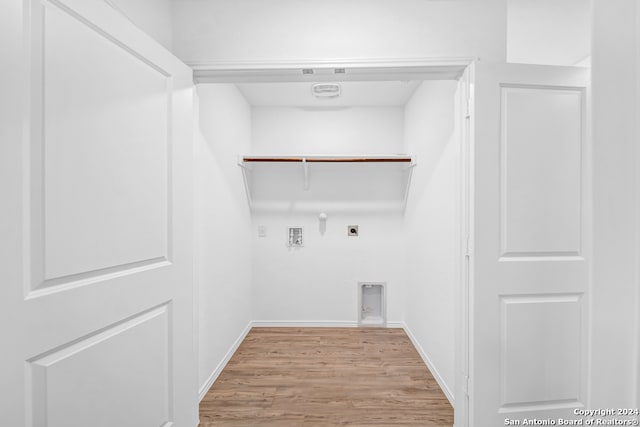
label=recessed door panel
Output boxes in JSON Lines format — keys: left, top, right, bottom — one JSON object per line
{"left": 500, "top": 86, "right": 583, "bottom": 258}
{"left": 29, "top": 305, "right": 171, "bottom": 427}
{"left": 500, "top": 294, "right": 582, "bottom": 409}
{"left": 38, "top": 2, "right": 170, "bottom": 287}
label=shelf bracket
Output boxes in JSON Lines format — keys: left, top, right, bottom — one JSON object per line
{"left": 302, "top": 157, "right": 309, "bottom": 191}
{"left": 402, "top": 158, "right": 417, "bottom": 212}
{"left": 238, "top": 156, "right": 253, "bottom": 209}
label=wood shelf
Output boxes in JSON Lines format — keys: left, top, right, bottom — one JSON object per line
{"left": 238, "top": 154, "right": 416, "bottom": 212}
{"left": 242, "top": 155, "right": 412, "bottom": 163}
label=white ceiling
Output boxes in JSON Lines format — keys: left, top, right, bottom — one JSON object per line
{"left": 236, "top": 81, "right": 422, "bottom": 107}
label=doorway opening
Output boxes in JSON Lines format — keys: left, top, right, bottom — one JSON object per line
{"left": 194, "top": 59, "right": 474, "bottom": 427}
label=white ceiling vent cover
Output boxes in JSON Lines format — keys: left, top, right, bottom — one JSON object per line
{"left": 311, "top": 83, "right": 341, "bottom": 99}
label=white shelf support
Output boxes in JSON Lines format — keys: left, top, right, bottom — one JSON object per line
{"left": 403, "top": 158, "right": 417, "bottom": 211}
{"left": 237, "top": 155, "right": 253, "bottom": 208}
{"left": 302, "top": 157, "right": 309, "bottom": 191}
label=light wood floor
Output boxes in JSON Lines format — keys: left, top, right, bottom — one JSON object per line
{"left": 199, "top": 327, "right": 454, "bottom": 426}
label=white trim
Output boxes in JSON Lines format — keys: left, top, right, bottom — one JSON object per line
{"left": 457, "top": 62, "right": 474, "bottom": 427}
{"left": 191, "top": 90, "right": 201, "bottom": 411}
{"left": 464, "top": 61, "right": 476, "bottom": 427}
{"left": 198, "top": 321, "right": 252, "bottom": 401}
{"left": 251, "top": 320, "right": 407, "bottom": 328}
{"left": 385, "top": 321, "right": 405, "bottom": 329}
{"left": 251, "top": 320, "right": 358, "bottom": 328}
{"left": 190, "top": 57, "right": 475, "bottom": 84}
{"left": 402, "top": 322, "right": 456, "bottom": 407}
{"left": 188, "top": 57, "right": 475, "bottom": 71}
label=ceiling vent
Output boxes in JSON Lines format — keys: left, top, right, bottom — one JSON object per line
{"left": 311, "top": 83, "right": 341, "bottom": 99}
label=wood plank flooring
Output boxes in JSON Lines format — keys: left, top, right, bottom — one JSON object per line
{"left": 199, "top": 327, "right": 454, "bottom": 426}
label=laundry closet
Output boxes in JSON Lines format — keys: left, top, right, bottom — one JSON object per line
{"left": 195, "top": 74, "right": 466, "bottom": 405}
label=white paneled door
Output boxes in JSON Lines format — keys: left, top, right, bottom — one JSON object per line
{"left": 1, "top": 1, "right": 197, "bottom": 426}
{"left": 472, "top": 62, "right": 589, "bottom": 426}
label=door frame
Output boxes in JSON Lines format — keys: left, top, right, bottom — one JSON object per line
{"left": 192, "top": 57, "right": 476, "bottom": 427}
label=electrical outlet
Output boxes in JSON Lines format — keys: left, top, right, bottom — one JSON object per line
{"left": 348, "top": 225, "right": 359, "bottom": 236}
{"left": 258, "top": 225, "right": 266, "bottom": 237}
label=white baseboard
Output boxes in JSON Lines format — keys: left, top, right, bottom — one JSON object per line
{"left": 251, "top": 320, "right": 359, "bottom": 328}
{"left": 401, "top": 322, "right": 455, "bottom": 406}
{"left": 386, "top": 321, "right": 405, "bottom": 328}
{"left": 198, "top": 321, "right": 252, "bottom": 401}
{"left": 251, "top": 320, "right": 407, "bottom": 328}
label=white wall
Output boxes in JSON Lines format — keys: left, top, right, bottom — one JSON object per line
{"left": 249, "top": 105, "right": 407, "bottom": 324}
{"left": 195, "top": 84, "right": 253, "bottom": 394}
{"left": 591, "top": 0, "right": 638, "bottom": 408}
{"left": 171, "top": 0, "right": 507, "bottom": 65}
{"left": 252, "top": 212, "right": 406, "bottom": 324}
{"left": 251, "top": 106, "right": 404, "bottom": 155}
{"left": 507, "top": 0, "right": 591, "bottom": 66}
{"left": 403, "top": 80, "right": 459, "bottom": 402}
{"left": 106, "top": 0, "right": 173, "bottom": 51}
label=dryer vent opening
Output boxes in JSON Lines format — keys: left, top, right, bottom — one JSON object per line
{"left": 358, "top": 282, "right": 386, "bottom": 327}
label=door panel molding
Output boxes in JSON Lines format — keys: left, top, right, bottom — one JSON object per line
{"left": 27, "top": 303, "right": 173, "bottom": 427}
{"left": 499, "top": 293, "right": 585, "bottom": 411}
{"left": 27, "top": 258, "right": 171, "bottom": 300}
{"left": 25, "top": 0, "right": 176, "bottom": 295}
{"left": 499, "top": 84, "right": 585, "bottom": 259}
